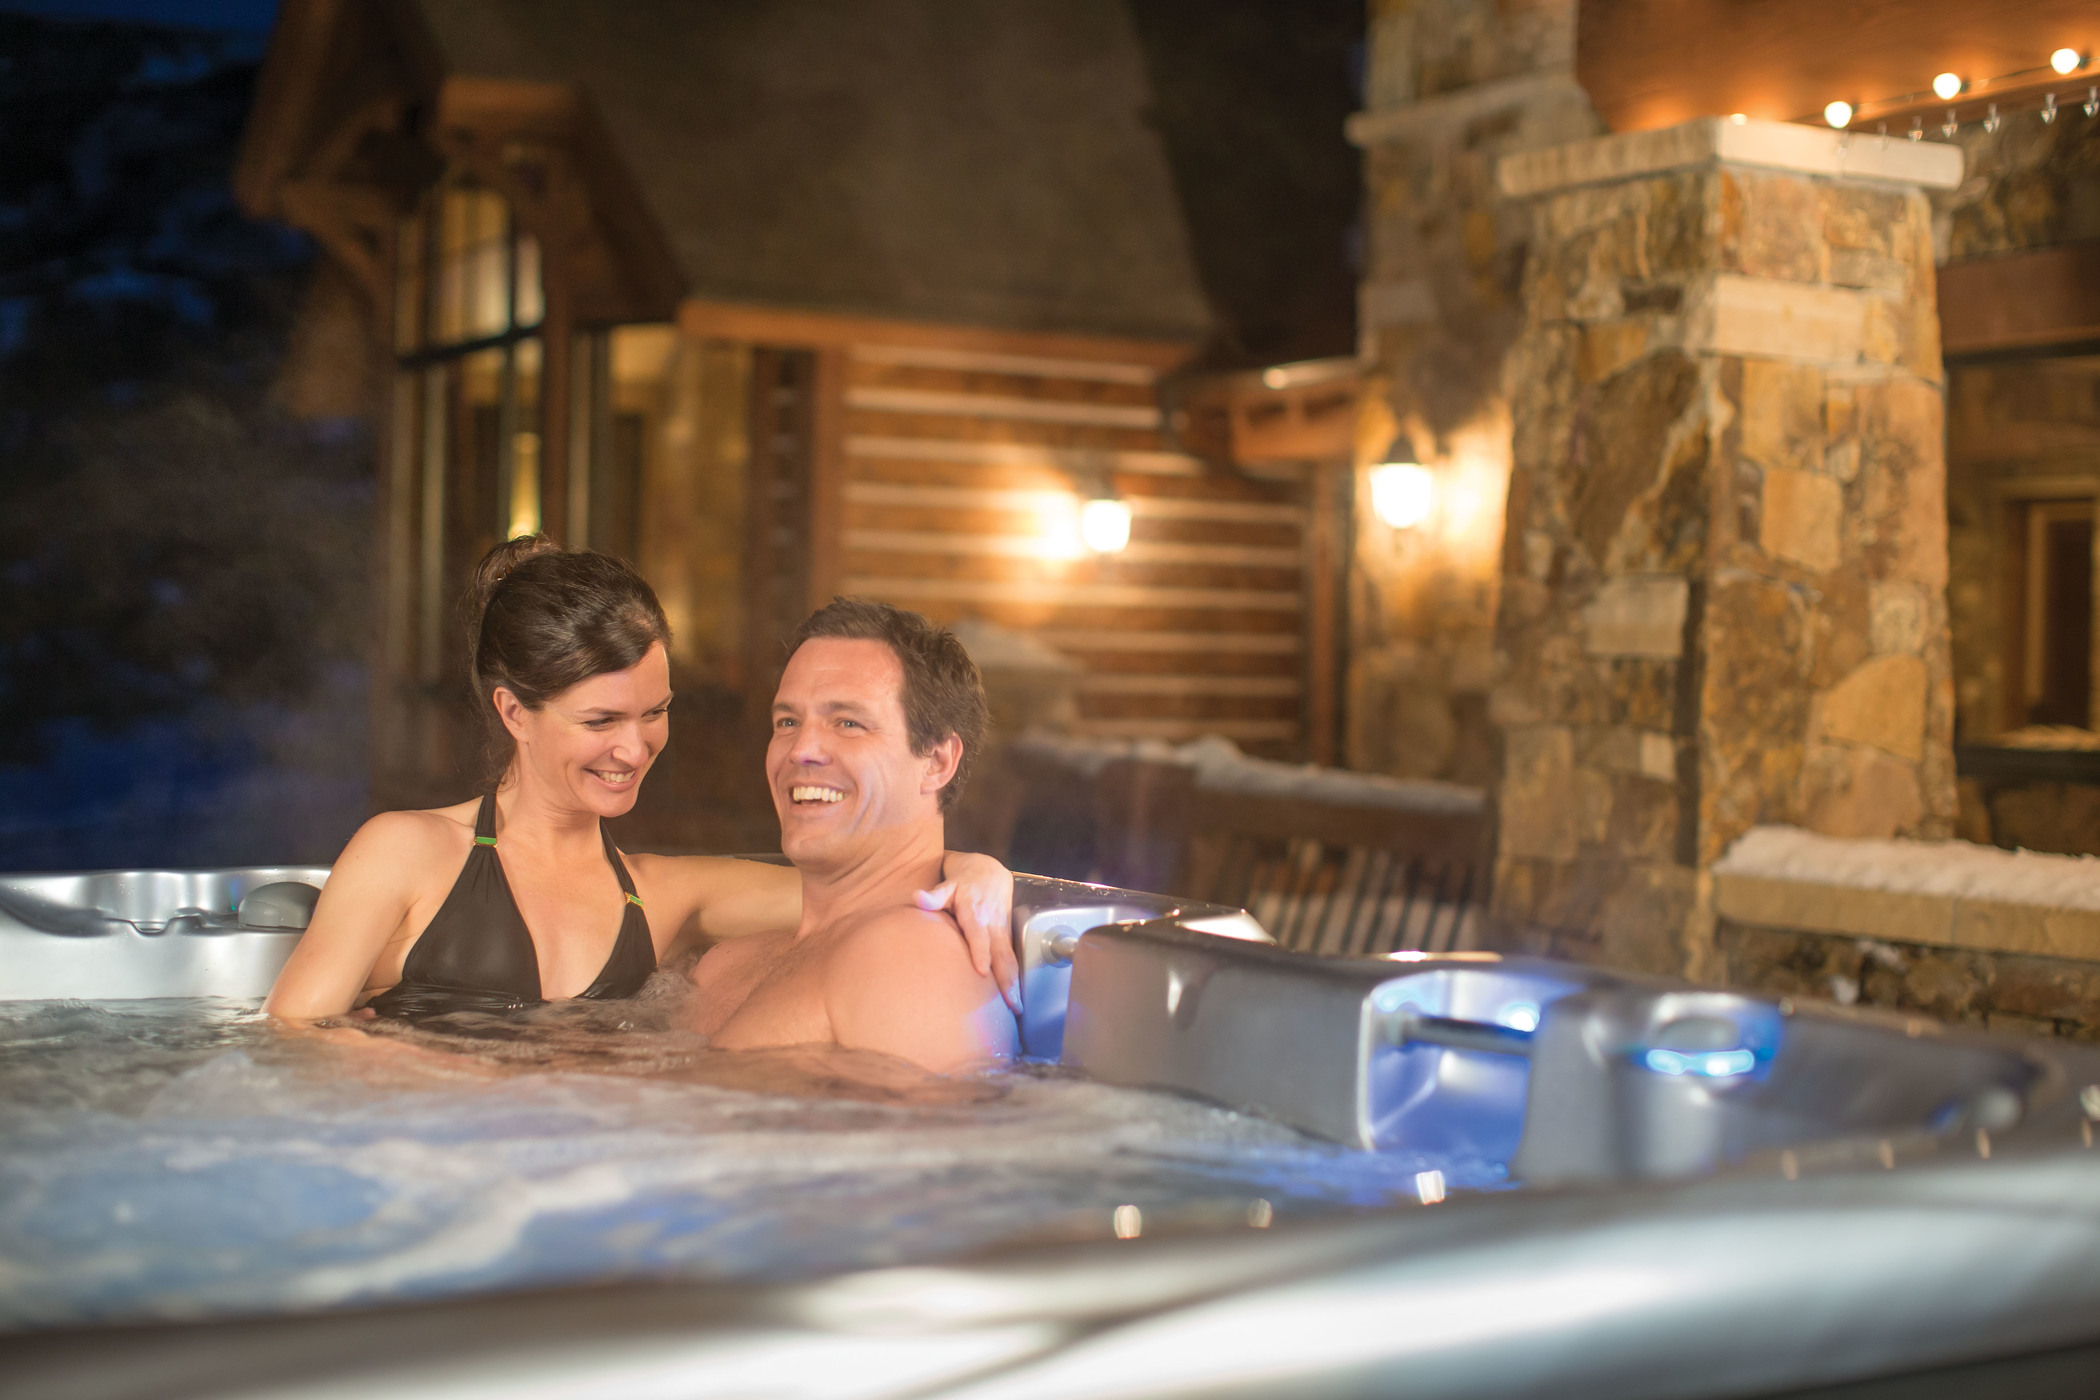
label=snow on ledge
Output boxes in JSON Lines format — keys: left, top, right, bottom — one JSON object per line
{"left": 1714, "top": 825, "right": 2100, "bottom": 913}
{"left": 1008, "top": 731, "right": 1486, "bottom": 816}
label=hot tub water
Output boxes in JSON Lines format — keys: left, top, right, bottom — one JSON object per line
{"left": 0, "top": 980, "right": 1505, "bottom": 1329}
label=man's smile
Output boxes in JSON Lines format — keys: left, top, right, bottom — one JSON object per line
{"left": 790, "top": 784, "right": 846, "bottom": 804}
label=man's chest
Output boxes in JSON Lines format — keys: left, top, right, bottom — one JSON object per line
{"left": 690, "top": 933, "right": 833, "bottom": 1047}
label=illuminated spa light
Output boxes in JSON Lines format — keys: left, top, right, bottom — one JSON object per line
{"left": 1112, "top": 1203, "right": 1143, "bottom": 1238}
{"left": 1644, "top": 1046, "right": 1758, "bottom": 1078}
{"left": 1933, "top": 72, "right": 1963, "bottom": 101}
{"left": 1079, "top": 497, "right": 1132, "bottom": 553}
{"left": 1369, "top": 462, "right": 1435, "bottom": 530}
{"left": 2052, "top": 48, "right": 2082, "bottom": 76}
{"left": 1823, "top": 100, "right": 1853, "bottom": 129}
{"left": 1497, "top": 1002, "right": 1542, "bottom": 1034}
{"left": 1414, "top": 1170, "right": 1447, "bottom": 1204}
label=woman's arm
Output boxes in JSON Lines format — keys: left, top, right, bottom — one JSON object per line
{"left": 635, "top": 850, "right": 1021, "bottom": 1008}
{"left": 263, "top": 813, "right": 434, "bottom": 1021}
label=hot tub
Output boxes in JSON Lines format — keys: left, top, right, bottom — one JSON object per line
{"left": 5, "top": 865, "right": 2100, "bottom": 1399}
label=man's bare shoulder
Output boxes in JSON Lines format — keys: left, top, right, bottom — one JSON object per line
{"left": 830, "top": 904, "right": 977, "bottom": 968}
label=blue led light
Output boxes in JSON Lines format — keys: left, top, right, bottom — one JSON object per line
{"left": 1497, "top": 1002, "right": 1541, "bottom": 1033}
{"left": 1643, "top": 1047, "right": 1758, "bottom": 1078}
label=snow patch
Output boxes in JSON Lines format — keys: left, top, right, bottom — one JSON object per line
{"left": 1715, "top": 825, "right": 2100, "bottom": 911}
{"left": 1010, "top": 731, "right": 1485, "bottom": 816}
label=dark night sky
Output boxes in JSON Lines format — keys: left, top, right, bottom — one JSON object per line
{"left": 0, "top": 0, "right": 274, "bottom": 29}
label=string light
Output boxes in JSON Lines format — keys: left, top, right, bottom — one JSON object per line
{"left": 1803, "top": 51, "right": 2098, "bottom": 139}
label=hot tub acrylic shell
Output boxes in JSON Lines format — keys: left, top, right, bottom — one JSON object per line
{"left": 6, "top": 865, "right": 2100, "bottom": 1399}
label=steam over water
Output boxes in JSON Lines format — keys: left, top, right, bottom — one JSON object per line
{"left": 0, "top": 980, "right": 1503, "bottom": 1328}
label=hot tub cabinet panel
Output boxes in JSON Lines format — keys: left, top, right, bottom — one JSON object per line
{"left": 10, "top": 866, "right": 2100, "bottom": 1398}
{"left": 0, "top": 868, "right": 328, "bottom": 1001}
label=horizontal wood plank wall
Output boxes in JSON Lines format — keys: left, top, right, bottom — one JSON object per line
{"left": 836, "top": 343, "right": 1308, "bottom": 753}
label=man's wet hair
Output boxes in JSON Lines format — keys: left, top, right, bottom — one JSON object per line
{"left": 786, "top": 598, "right": 987, "bottom": 812}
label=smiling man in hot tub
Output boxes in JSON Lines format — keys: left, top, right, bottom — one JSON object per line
{"left": 690, "top": 599, "right": 1018, "bottom": 1074}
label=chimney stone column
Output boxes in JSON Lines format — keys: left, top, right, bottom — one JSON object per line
{"left": 1487, "top": 118, "right": 1964, "bottom": 975}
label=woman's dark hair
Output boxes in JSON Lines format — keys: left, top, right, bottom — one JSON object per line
{"left": 785, "top": 597, "right": 987, "bottom": 812}
{"left": 466, "top": 535, "right": 671, "bottom": 786}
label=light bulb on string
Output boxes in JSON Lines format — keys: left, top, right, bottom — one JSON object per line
{"left": 1932, "top": 72, "right": 1963, "bottom": 100}
{"left": 1823, "top": 100, "right": 1853, "bottom": 128}
{"left": 2052, "top": 49, "right": 2081, "bottom": 76}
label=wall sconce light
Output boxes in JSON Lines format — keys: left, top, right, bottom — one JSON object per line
{"left": 1079, "top": 496, "right": 1132, "bottom": 553}
{"left": 1370, "top": 462, "right": 1436, "bottom": 530}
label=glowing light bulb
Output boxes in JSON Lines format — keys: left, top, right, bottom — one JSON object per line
{"left": 1079, "top": 497, "right": 1131, "bottom": 553}
{"left": 1728, "top": 112, "right": 1747, "bottom": 125}
{"left": 2052, "top": 48, "right": 2081, "bottom": 75}
{"left": 1823, "top": 100, "right": 1853, "bottom": 128}
{"left": 1369, "top": 462, "right": 1435, "bottom": 530}
{"left": 1933, "top": 72, "right": 1963, "bottom": 100}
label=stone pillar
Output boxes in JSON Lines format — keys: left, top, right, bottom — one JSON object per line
{"left": 1344, "top": 0, "right": 1598, "bottom": 787}
{"left": 1487, "top": 118, "right": 1964, "bottom": 976}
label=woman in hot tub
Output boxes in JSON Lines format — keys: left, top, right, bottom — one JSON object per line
{"left": 266, "top": 535, "right": 1018, "bottom": 1022}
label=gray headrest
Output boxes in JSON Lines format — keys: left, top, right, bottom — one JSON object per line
{"left": 238, "top": 881, "right": 322, "bottom": 930}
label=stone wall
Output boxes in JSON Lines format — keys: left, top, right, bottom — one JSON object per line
{"left": 1486, "top": 122, "right": 1963, "bottom": 976}
{"left": 1720, "top": 921, "right": 2100, "bottom": 1041}
{"left": 1345, "top": 0, "right": 1597, "bottom": 786}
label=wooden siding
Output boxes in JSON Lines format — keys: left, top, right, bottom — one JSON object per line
{"left": 834, "top": 345, "right": 1311, "bottom": 753}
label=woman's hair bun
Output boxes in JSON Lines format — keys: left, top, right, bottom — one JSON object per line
{"left": 460, "top": 534, "right": 671, "bottom": 786}
{"left": 468, "top": 533, "right": 564, "bottom": 629}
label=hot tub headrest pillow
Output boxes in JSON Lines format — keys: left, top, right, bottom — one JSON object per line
{"left": 238, "top": 882, "right": 322, "bottom": 930}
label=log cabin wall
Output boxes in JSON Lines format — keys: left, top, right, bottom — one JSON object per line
{"left": 829, "top": 340, "right": 1312, "bottom": 756}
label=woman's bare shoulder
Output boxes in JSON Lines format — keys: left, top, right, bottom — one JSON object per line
{"left": 338, "top": 802, "right": 475, "bottom": 870}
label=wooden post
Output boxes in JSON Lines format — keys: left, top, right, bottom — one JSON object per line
{"left": 539, "top": 288, "right": 572, "bottom": 542}
{"left": 806, "top": 346, "right": 848, "bottom": 611}
{"left": 1306, "top": 460, "right": 1344, "bottom": 766}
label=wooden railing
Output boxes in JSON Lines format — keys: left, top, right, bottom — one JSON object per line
{"left": 1005, "top": 747, "right": 1491, "bottom": 957}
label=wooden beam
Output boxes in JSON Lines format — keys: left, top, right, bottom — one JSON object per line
{"left": 1941, "top": 240, "right": 2100, "bottom": 358}
{"left": 679, "top": 299, "right": 1200, "bottom": 371}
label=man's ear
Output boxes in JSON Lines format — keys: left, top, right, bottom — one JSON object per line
{"left": 920, "top": 733, "right": 963, "bottom": 797}
{"left": 492, "top": 686, "right": 532, "bottom": 743}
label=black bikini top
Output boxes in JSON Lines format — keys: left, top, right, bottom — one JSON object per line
{"left": 366, "top": 794, "right": 657, "bottom": 1020}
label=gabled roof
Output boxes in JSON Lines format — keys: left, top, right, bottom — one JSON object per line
{"left": 404, "top": 0, "right": 1217, "bottom": 343}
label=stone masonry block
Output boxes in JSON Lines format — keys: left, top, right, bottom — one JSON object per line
{"left": 1759, "top": 467, "right": 1842, "bottom": 571}
{"left": 1739, "top": 359, "right": 1826, "bottom": 474}
{"left": 1815, "top": 654, "right": 1928, "bottom": 759}
{"left": 1697, "top": 274, "right": 1870, "bottom": 366}
{"left": 1500, "top": 725, "right": 1579, "bottom": 862}
{"left": 1719, "top": 169, "right": 1822, "bottom": 282}
{"left": 1583, "top": 576, "right": 1689, "bottom": 658}
{"left": 1870, "top": 581, "right": 1929, "bottom": 654}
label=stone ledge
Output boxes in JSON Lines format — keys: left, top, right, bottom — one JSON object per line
{"left": 1347, "top": 71, "right": 1590, "bottom": 147}
{"left": 1715, "top": 871, "right": 2100, "bottom": 961}
{"left": 1498, "top": 116, "right": 1964, "bottom": 198}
